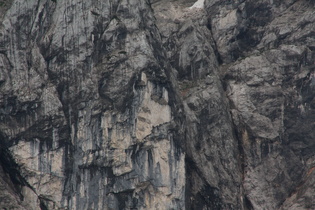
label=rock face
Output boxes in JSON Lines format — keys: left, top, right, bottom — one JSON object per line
{"left": 0, "top": 0, "right": 315, "bottom": 209}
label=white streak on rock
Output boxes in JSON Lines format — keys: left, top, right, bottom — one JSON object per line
{"left": 189, "top": 0, "right": 205, "bottom": 9}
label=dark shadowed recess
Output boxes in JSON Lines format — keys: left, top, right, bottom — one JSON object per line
{"left": 185, "top": 157, "right": 222, "bottom": 210}
{"left": 0, "top": 132, "right": 33, "bottom": 201}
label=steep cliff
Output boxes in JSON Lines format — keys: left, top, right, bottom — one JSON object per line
{"left": 0, "top": 0, "right": 315, "bottom": 209}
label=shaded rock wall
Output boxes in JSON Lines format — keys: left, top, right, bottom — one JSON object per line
{"left": 0, "top": 0, "right": 315, "bottom": 209}
{"left": 205, "top": 0, "right": 315, "bottom": 209}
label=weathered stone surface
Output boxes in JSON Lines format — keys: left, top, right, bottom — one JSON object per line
{"left": 215, "top": 0, "right": 315, "bottom": 208}
{"left": 0, "top": 0, "right": 315, "bottom": 209}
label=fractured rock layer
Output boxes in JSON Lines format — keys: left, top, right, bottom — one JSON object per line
{"left": 0, "top": 0, "right": 315, "bottom": 209}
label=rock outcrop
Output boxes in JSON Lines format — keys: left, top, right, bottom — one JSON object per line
{"left": 0, "top": 0, "right": 315, "bottom": 209}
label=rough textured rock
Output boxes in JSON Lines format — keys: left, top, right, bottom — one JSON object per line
{"left": 0, "top": 0, "right": 315, "bottom": 209}
{"left": 206, "top": 1, "right": 315, "bottom": 209}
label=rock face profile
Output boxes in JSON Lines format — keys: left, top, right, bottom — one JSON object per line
{"left": 0, "top": 0, "right": 315, "bottom": 209}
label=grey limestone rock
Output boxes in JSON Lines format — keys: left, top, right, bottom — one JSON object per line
{"left": 0, "top": 0, "right": 315, "bottom": 209}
